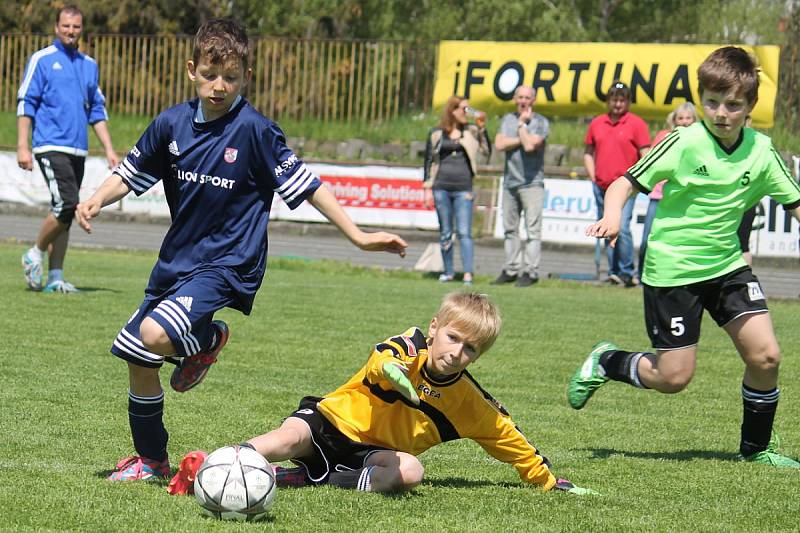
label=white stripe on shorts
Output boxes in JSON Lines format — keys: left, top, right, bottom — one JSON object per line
{"left": 114, "top": 329, "right": 164, "bottom": 363}
{"left": 39, "top": 156, "right": 64, "bottom": 217}
{"left": 153, "top": 307, "right": 192, "bottom": 356}
{"left": 160, "top": 300, "right": 201, "bottom": 354}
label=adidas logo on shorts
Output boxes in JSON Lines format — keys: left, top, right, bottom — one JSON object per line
{"left": 176, "top": 296, "right": 193, "bottom": 312}
{"left": 693, "top": 165, "right": 709, "bottom": 176}
{"left": 168, "top": 140, "right": 181, "bottom": 156}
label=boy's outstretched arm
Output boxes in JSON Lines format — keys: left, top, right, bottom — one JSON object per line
{"left": 309, "top": 184, "right": 408, "bottom": 257}
{"left": 76, "top": 174, "right": 132, "bottom": 234}
{"left": 585, "top": 176, "right": 635, "bottom": 246}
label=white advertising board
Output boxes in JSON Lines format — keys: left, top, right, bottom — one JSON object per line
{"left": 494, "top": 177, "right": 799, "bottom": 258}
{"left": 1, "top": 151, "right": 797, "bottom": 258}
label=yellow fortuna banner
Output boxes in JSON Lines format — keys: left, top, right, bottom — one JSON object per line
{"left": 433, "top": 41, "right": 780, "bottom": 127}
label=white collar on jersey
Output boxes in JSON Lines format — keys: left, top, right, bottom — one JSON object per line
{"left": 195, "top": 95, "right": 242, "bottom": 123}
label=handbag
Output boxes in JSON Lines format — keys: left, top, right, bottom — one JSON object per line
{"left": 413, "top": 242, "right": 444, "bottom": 272}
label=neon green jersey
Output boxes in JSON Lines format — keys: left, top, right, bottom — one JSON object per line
{"left": 626, "top": 122, "right": 800, "bottom": 287}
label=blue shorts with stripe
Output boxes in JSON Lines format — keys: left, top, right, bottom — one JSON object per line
{"left": 110, "top": 271, "right": 236, "bottom": 368}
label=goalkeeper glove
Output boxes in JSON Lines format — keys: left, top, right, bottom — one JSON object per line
{"left": 382, "top": 361, "right": 420, "bottom": 405}
{"left": 554, "top": 478, "right": 600, "bottom": 496}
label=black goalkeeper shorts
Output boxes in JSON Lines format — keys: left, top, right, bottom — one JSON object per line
{"left": 287, "top": 396, "right": 389, "bottom": 484}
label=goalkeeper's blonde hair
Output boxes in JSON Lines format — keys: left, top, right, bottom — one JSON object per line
{"left": 435, "top": 292, "right": 501, "bottom": 354}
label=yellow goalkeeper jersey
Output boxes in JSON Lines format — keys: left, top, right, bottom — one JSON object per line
{"left": 316, "top": 326, "right": 557, "bottom": 491}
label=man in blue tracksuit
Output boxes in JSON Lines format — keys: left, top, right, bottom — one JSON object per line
{"left": 17, "top": 4, "right": 119, "bottom": 293}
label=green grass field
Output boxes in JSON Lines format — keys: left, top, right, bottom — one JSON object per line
{"left": 2, "top": 243, "right": 800, "bottom": 531}
{"left": 1, "top": 110, "right": 798, "bottom": 165}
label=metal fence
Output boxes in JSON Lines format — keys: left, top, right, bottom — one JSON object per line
{"left": 0, "top": 33, "right": 437, "bottom": 121}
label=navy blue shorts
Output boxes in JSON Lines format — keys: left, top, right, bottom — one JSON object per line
{"left": 110, "top": 270, "right": 236, "bottom": 368}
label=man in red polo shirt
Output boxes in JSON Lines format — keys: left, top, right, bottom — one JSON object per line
{"left": 584, "top": 81, "right": 650, "bottom": 287}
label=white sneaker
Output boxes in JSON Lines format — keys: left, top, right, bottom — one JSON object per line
{"left": 43, "top": 280, "right": 79, "bottom": 293}
{"left": 21, "top": 249, "right": 44, "bottom": 290}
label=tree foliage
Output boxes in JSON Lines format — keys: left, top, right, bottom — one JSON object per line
{"left": 778, "top": 0, "right": 799, "bottom": 133}
{"left": 0, "top": 0, "right": 788, "bottom": 44}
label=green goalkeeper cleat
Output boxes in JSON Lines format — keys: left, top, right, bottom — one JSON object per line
{"left": 739, "top": 433, "right": 800, "bottom": 468}
{"left": 567, "top": 341, "right": 618, "bottom": 410}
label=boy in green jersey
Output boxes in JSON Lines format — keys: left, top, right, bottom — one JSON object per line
{"left": 568, "top": 46, "right": 800, "bottom": 467}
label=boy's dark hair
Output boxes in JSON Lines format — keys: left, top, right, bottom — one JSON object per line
{"left": 193, "top": 19, "right": 249, "bottom": 68}
{"left": 56, "top": 4, "right": 83, "bottom": 23}
{"left": 697, "top": 46, "right": 759, "bottom": 105}
{"left": 606, "top": 80, "right": 630, "bottom": 100}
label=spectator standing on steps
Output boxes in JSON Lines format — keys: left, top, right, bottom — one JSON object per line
{"left": 584, "top": 81, "right": 650, "bottom": 288}
{"left": 423, "top": 96, "right": 491, "bottom": 286}
{"left": 18, "top": 4, "right": 119, "bottom": 293}
{"left": 491, "top": 85, "right": 549, "bottom": 288}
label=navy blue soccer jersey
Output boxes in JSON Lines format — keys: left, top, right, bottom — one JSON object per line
{"left": 114, "top": 98, "right": 321, "bottom": 313}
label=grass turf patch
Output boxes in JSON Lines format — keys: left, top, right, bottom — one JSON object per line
{"left": 2, "top": 243, "right": 800, "bottom": 531}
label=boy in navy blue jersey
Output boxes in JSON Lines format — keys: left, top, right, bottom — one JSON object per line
{"left": 76, "top": 19, "right": 407, "bottom": 481}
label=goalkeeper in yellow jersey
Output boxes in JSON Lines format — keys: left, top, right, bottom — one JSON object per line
{"left": 169, "top": 292, "right": 595, "bottom": 495}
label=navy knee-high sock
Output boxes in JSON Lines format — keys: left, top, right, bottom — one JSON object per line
{"left": 128, "top": 390, "right": 169, "bottom": 462}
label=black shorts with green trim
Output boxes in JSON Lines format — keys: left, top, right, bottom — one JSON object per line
{"left": 643, "top": 267, "right": 768, "bottom": 350}
{"left": 288, "top": 396, "right": 390, "bottom": 484}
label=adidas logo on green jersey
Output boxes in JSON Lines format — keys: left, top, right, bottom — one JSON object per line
{"left": 693, "top": 165, "right": 709, "bottom": 176}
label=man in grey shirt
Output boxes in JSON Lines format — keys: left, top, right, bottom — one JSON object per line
{"left": 491, "top": 85, "right": 549, "bottom": 287}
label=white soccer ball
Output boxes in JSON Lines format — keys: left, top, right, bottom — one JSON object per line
{"left": 194, "top": 445, "right": 277, "bottom": 522}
